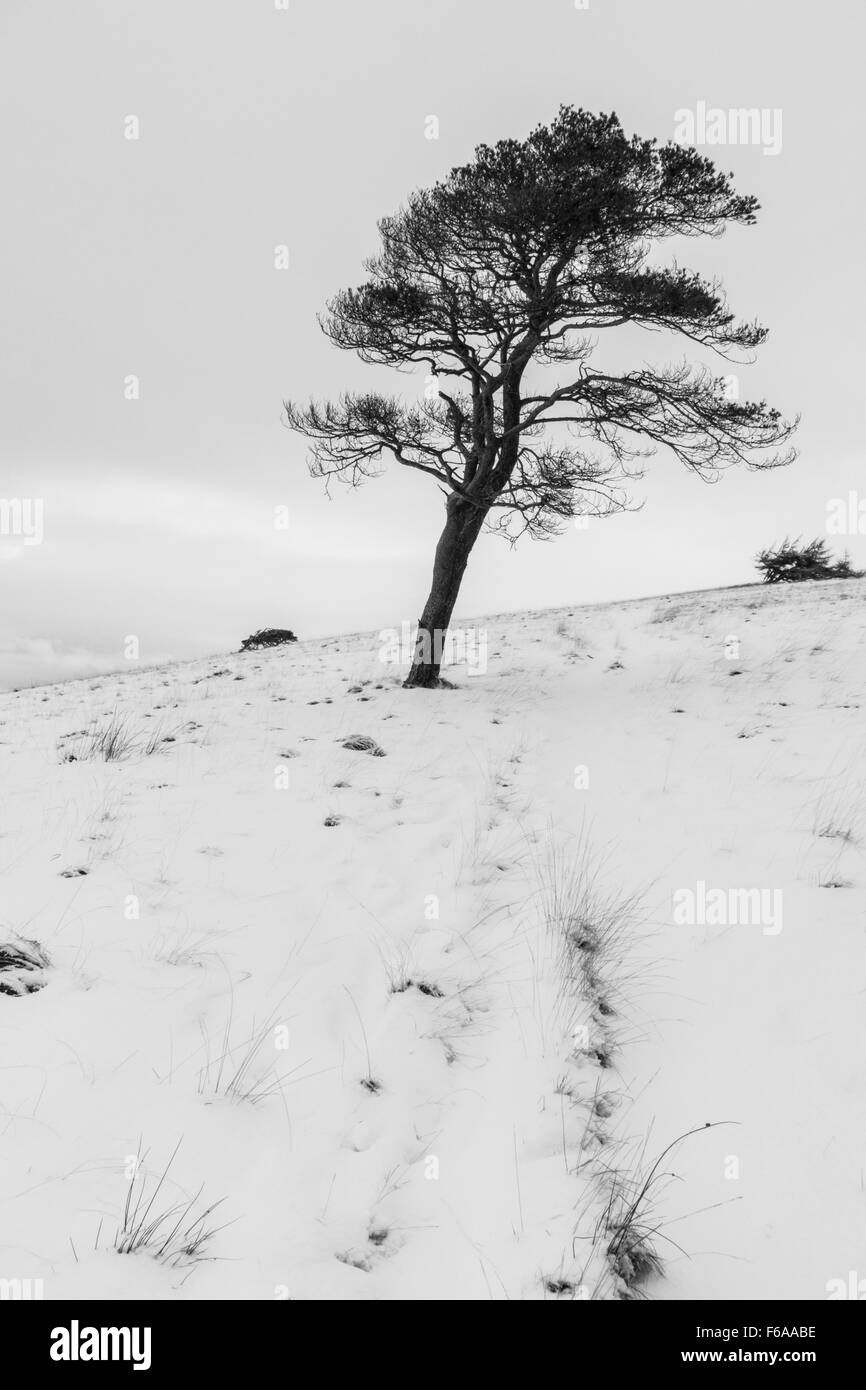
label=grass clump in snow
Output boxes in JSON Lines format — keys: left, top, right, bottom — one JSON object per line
{"left": 60, "top": 712, "right": 173, "bottom": 763}
{"left": 344, "top": 987, "right": 382, "bottom": 1094}
{"left": 812, "top": 787, "right": 861, "bottom": 846}
{"left": 0, "top": 934, "right": 50, "bottom": 996}
{"left": 339, "top": 734, "right": 386, "bottom": 756}
{"left": 544, "top": 1275, "right": 585, "bottom": 1298}
{"left": 650, "top": 600, "right": 689, "bottom": 625}
{"left": 113, "top": 1140, "right": 229, "bottom": 1270}
{"left": 196, "top": 1005, "right": 310, "bottom": 1107}
{"left": 539, "top": 835, "right": 645, "bottom": 1057}
{"left": 592, "top": 1122, "right": 735, "bottom": 1299}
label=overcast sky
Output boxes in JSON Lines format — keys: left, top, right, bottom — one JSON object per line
{"left": 1, "top": 0, "right": 863, "bottom": 688}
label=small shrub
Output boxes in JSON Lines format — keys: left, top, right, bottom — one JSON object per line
{"left": 756, "top": 537, "right": 864, "bottom": 584}
{"left": 239, "top": 628, "right": 297, "bottom": 651}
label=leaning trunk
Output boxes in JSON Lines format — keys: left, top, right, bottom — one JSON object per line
{"left": 403, "top": 494, "right": 489, "bottom": 688}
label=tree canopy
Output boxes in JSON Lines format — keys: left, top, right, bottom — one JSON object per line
{"left": 287, "top": 107, "right": 796, "bottom": 539}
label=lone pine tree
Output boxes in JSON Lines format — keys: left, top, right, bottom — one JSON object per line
{"left": 286, "top": 107, "right": 797, "bottom": 688}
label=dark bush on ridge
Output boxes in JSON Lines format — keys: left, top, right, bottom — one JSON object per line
{"left": 239, "top": 628, "right": 298, "bottom": 651}
{"left": 756, "top": 537, "right": 864, "bottom": 584}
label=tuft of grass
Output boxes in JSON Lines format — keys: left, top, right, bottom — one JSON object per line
{"left": 544, "top": 1275, "right": 581, "bottom": 1297}
{"left": 376, "top": 936, "right": 444, "bottom": 999}
{"left": 390, "top": 976, "right": 444, "bottom": 998}
{"left": 151, "top": 926, "right": 235, "bottom": 970}
{"left": 197, "top": 1005, "right": 311, "bottom": 1106}
{"left": 344, "top": 987, "right": 382, "bottom": 1094}
{"left": 607, "top": 1225, "right": 664, "bottom": 1291}
{"left": 539, "top": 835, "right": 644, "bottom": 1051}
{"left": 593, "top": 1122, "right": 736, "bottom": 1298}
{"left": 340, "top": 734, "right": 386, "bottom": 756}
{"left": 62, "top": 713, "right": 137, "bottom": 762}
{"left": 114, "top": 1140, "right": 230, "bottom": 1269}
{"left": 650, "top": 601, "right": 688, "bottom": 625}
{"left": 335, "top": 1249, "right": 371, "bottom": 1271}
{"left": 60, "top": 712, "right": 177, "bottom": 763}
{"left": 816, "top": 818, "right": 859, "bottom": 845}
{"left": 813, "top": 789, "right": 861, "bottom": 846}
{"left": 0, "top": 934, "right": 50, "bottom": 996}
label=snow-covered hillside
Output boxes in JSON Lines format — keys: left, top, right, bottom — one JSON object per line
{"left": 1, "top": 579, "right": 863, "bottom": 1301}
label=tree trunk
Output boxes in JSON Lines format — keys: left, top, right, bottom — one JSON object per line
{"left": 403, "top": 494, "right": 489, "bottom": 688}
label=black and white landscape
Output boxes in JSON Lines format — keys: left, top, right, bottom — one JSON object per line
{"left": 1, "top": 1, "right": 864, "bottom": 1308}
